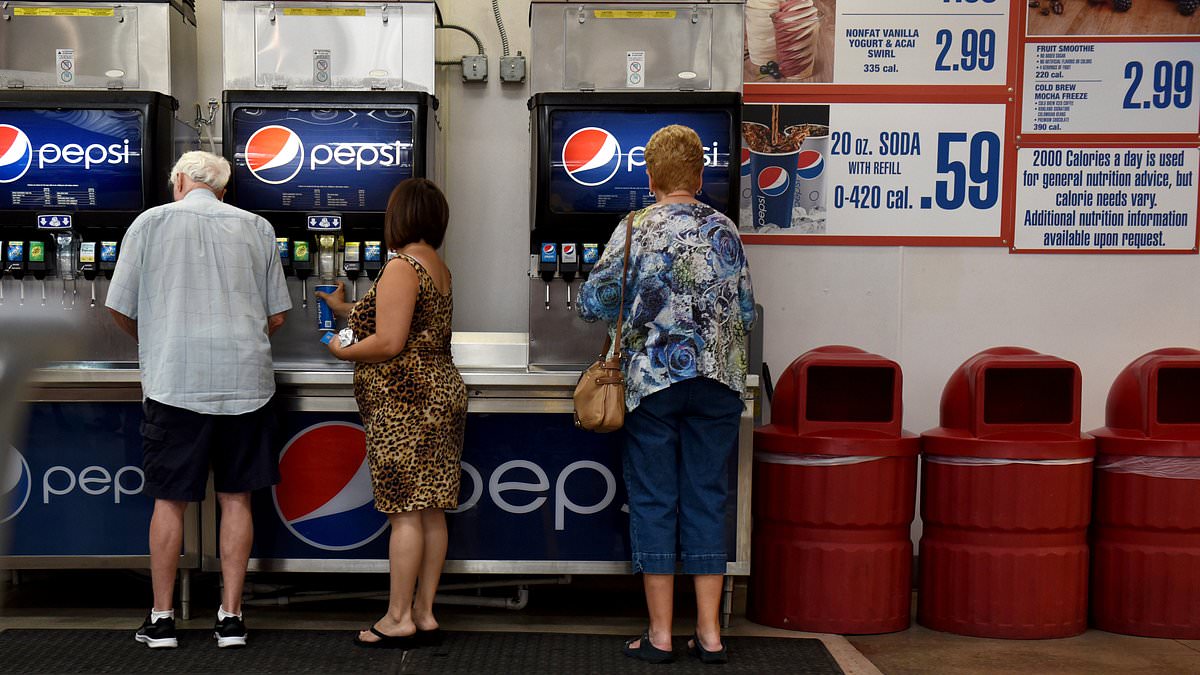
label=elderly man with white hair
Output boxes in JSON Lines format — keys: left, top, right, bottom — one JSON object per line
{"left": 107, "top": 150, "right": 291, "bottom": 650}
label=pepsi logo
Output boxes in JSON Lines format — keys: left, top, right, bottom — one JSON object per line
{"left": 272, "top": 422, "right": 388, "bottom": 551}
{"left": 562, "top": 127, "right": 622, "bottom": 187}
{"left": 740, "top": 148, "right": 751, "bottom": 175}
{"left": 0, "top": 125, "right": 33, "bottom": 184}
{"left": 797, "top": 149, "right": 825, "bottom": 180}
{"left": 245, "top": 125, "right": 305, "bottom": 185}
{"left": 1, "top": 448, "right": 31, "bottom": 524}
{"left": 562, "top": 244, "right": 575, "bottom": 255}
{"left": 757, "top": 166, "right": 790, "bottom": 198}
{"left": 542, "top": 244, "right": 555, "bottom": 255}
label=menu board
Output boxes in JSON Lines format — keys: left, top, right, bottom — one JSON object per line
{"left": 743, "top": 0, "right": 1199, "bottom": 252}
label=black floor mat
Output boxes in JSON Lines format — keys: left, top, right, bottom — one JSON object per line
{"left": 0, "top": 628, "right": 845, "bottom": 674}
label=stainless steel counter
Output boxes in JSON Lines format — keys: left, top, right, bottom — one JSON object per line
{"left": 23, "top": 332, "right": 758, "bottom": 577}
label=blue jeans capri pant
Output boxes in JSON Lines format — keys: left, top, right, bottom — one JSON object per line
{"left": 622, "top": 377, "right": 743, "bottom": 575}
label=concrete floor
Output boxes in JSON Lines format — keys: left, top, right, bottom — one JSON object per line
{"left": 850, "top": 625, "right": 1200, "bottom": 675}
{"left": 3, "top": 571, "right": 1199, "bottom": 674}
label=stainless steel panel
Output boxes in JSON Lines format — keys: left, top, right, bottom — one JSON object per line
{"left": 530, "top": 1, "right": 745, "bottom": 94}
{"left": 563, "top": 5, "right": 713, "bottom": 91}
{"left": 0, "top": 4, "right": 140, "bottom": 89}
{"left": 222, "top": 2, "right": 436, "bottom": 92}
{"left": 238, "top": 558, "right": 747, "bottom": 575}
{"left": 527, "top": 278, "right": 609, "bottom": 370}
{"left": 0, "top": 4, "right": 193, "bottom": 96}
{"left": 0, "top": 278, "right": 138, "bottom": 366}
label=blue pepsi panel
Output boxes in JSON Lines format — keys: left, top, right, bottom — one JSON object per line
{"left": 250, "top": 412, "right": 738, "bottom": 563}
{"left": 1, "top": 403, "right": 153, "bottom": 555}
{"left": 231, "top": 108, "right": 415, "bottom": 212}
{"left": 0, "top": 109, "right": 144, "bottom": 211}
{"left": 548, "top": 110, "right": 732, "bottom": 215}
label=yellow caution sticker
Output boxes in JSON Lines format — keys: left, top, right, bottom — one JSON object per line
{"left": 593, "top": 10, "right": 677, "bottom": 19}
{"left": 14, "top": 7, "right": 114, "bottom": 17}
{"left": 282, "top": 8, "right": 366, "bottom": 17}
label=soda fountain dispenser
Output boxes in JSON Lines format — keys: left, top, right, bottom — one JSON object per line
{"left": 526, "top": 1, "right": 745, "bottom": 370}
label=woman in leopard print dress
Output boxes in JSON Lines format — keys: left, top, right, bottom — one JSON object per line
{"left": 317, "top": 178, "right": 467, "bottom": 648}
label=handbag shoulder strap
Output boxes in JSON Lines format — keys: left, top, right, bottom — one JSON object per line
{"left": 607, "top": 213, "right": 635, "bottom": 361}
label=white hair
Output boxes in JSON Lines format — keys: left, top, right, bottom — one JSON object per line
{"left": 168, "top": 151, "right": 231, "bottom": 191}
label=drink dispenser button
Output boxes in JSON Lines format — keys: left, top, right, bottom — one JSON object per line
{"left": 363, "top": 241, "right": 383, "bottom": 280}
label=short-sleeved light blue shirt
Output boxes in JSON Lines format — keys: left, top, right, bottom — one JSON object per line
{"left": 106, "top": 189, "right": 291, "bottom": 415}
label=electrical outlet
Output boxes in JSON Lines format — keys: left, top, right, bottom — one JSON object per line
{"left": 462, "top": 55, "right": 488, "bottom": 83}
{"left": 500, "top": 54, "right": 527, "bottom": 84}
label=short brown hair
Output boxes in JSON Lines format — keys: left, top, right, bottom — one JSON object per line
{"left": 644, "top": 125, "right": 704, "bottom": 194}
{"left": 384, "top": 178, "right": 449, "bottom": 250}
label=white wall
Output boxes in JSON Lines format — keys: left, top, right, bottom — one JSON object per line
{"left": 194, "top": 0, "right": 1200, "bottom": 434}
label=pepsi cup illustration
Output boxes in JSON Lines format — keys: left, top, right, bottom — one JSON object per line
{"left": 790, "top": 123, "right": 829, "bottom": 233}
{"left": 744, "top": 121, "right": 802, "bottom": 232}
{"left": 739, "top": 146, "right": 752, "bottom": 227}
{"left": 315, "top": 284, "right": 337, "bottom": 331}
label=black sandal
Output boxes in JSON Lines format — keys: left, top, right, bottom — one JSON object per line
{"left": 623, "top": 630, "right": 675, "bottom": 664}
{"left": 688, "top": 632, "right": 729, "bottom": 665}
{"left": 353, "top": 624, "right": 422, "bottom": 649}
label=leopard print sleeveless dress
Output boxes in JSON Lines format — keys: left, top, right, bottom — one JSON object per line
{"left": 348, "top": 254, "right": 467, "bottom": 513}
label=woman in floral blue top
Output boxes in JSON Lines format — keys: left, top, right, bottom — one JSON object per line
{"left": 579, "top": 125, "right": 755, "bottom": 665}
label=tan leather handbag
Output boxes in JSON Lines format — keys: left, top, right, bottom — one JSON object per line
{"left": 573, "top": 215, "right": 634, "bottom": 433}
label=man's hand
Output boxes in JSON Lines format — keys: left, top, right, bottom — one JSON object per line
{"left": 109, "top": 309, "right": 138, "bottom": 340}
{"left": 268, "top": 311, "right": 287, "bottom": 336}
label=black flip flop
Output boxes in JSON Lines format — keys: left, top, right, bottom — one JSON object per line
{"left": 353, "top": 625, "right": 422, "bottom": 649}
{"left": 623, "top": 630, "right": 675, "bottom": 664}
{"left": 688, "top": 632, "right": 729, "bottom": 665}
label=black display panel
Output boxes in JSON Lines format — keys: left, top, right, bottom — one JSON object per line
{"left": 231, "top": 107, "right": 415, "bottom": 212}
{"left": 531, "top": 92, "right": 741, "bottom": 245}
{"left": 0, "top": 109, "right": 144, "bottom": 211}
{"left": 547, "top": 109, "right": 732, "bottom": 215}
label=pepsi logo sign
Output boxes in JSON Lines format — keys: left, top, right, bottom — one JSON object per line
{"left": 740, "top": 148, "right": 752, "bottom": 175}
{"left": 1, "top": 448, "right": 31, "bottom": 523}
{"left": 0, "top": 125, "right": 34, "bottom": 184}
{"left": 245, "top": 125, "right": 305, "bottom": 185}
{"left": 562, "top": 127, "right": 622, "bottom": 187}
{"left": 272, "top": 422, "right": 388, "bottom": 551}
{"left": 757, "top": 166, "right": 790, "bottom": 198}
{"left": 797, "top": 149, "right": 824, "bottom": 180}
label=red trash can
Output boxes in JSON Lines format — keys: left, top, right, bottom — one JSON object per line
{"left": 749, "top": 346, "right": 919, "bottom": 634}
{"left": 918, "top": 347, "right": 1094, "bottom": 639}
{"left": 1090, "top": 348, "right": 1200, "bottom": 639}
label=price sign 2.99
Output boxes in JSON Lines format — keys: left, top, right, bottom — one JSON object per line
{"left": 1023, "top": 42, "right": 1199, "bottom": 135}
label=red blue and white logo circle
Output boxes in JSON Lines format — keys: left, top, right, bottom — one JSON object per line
{"left": 740, "top": 148, "right": 751, "bottom": 176}
{"left": 1, "top": 448, "right": 31, "bottom": 524}
{"left": 797, "top": 149, "right": 825, "bottom": 180}
{"left": 272, "top": 422, "right": 387, "bottom": 551}
{"left": 757, "top": 166, "right": 790, "bottom": 197}
{"left": 0, "top": 125, "right": 33, "bottom": 184}
{"left": 562, "top": 127, "right": 622, "bottom": 187}
{"left": 245, "top": 125, "right": 305, "bottom": 185}
{"left": 562, "top": 244, "right": 575, "bottom": 256}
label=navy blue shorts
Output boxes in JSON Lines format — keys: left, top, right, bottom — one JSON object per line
{"left": 140, "top": 397, "right": 281, "bottom": 502}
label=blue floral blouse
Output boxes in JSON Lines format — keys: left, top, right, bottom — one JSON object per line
{"left": 578, "top": 203, "right": 756, "bottom": 411}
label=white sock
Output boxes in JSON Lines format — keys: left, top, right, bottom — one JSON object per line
{"left": 217, "top": 606, "right": 242, "bottom": 621}
{"left": 150, "top": 608, "right": 174, "bottom": 622}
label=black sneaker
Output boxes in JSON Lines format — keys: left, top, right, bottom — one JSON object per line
{"left": 135, "top": 614, "right": 178, "bottom": 649}
{"left": 214, "top": 615, "right": 248, "bottom": 648}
